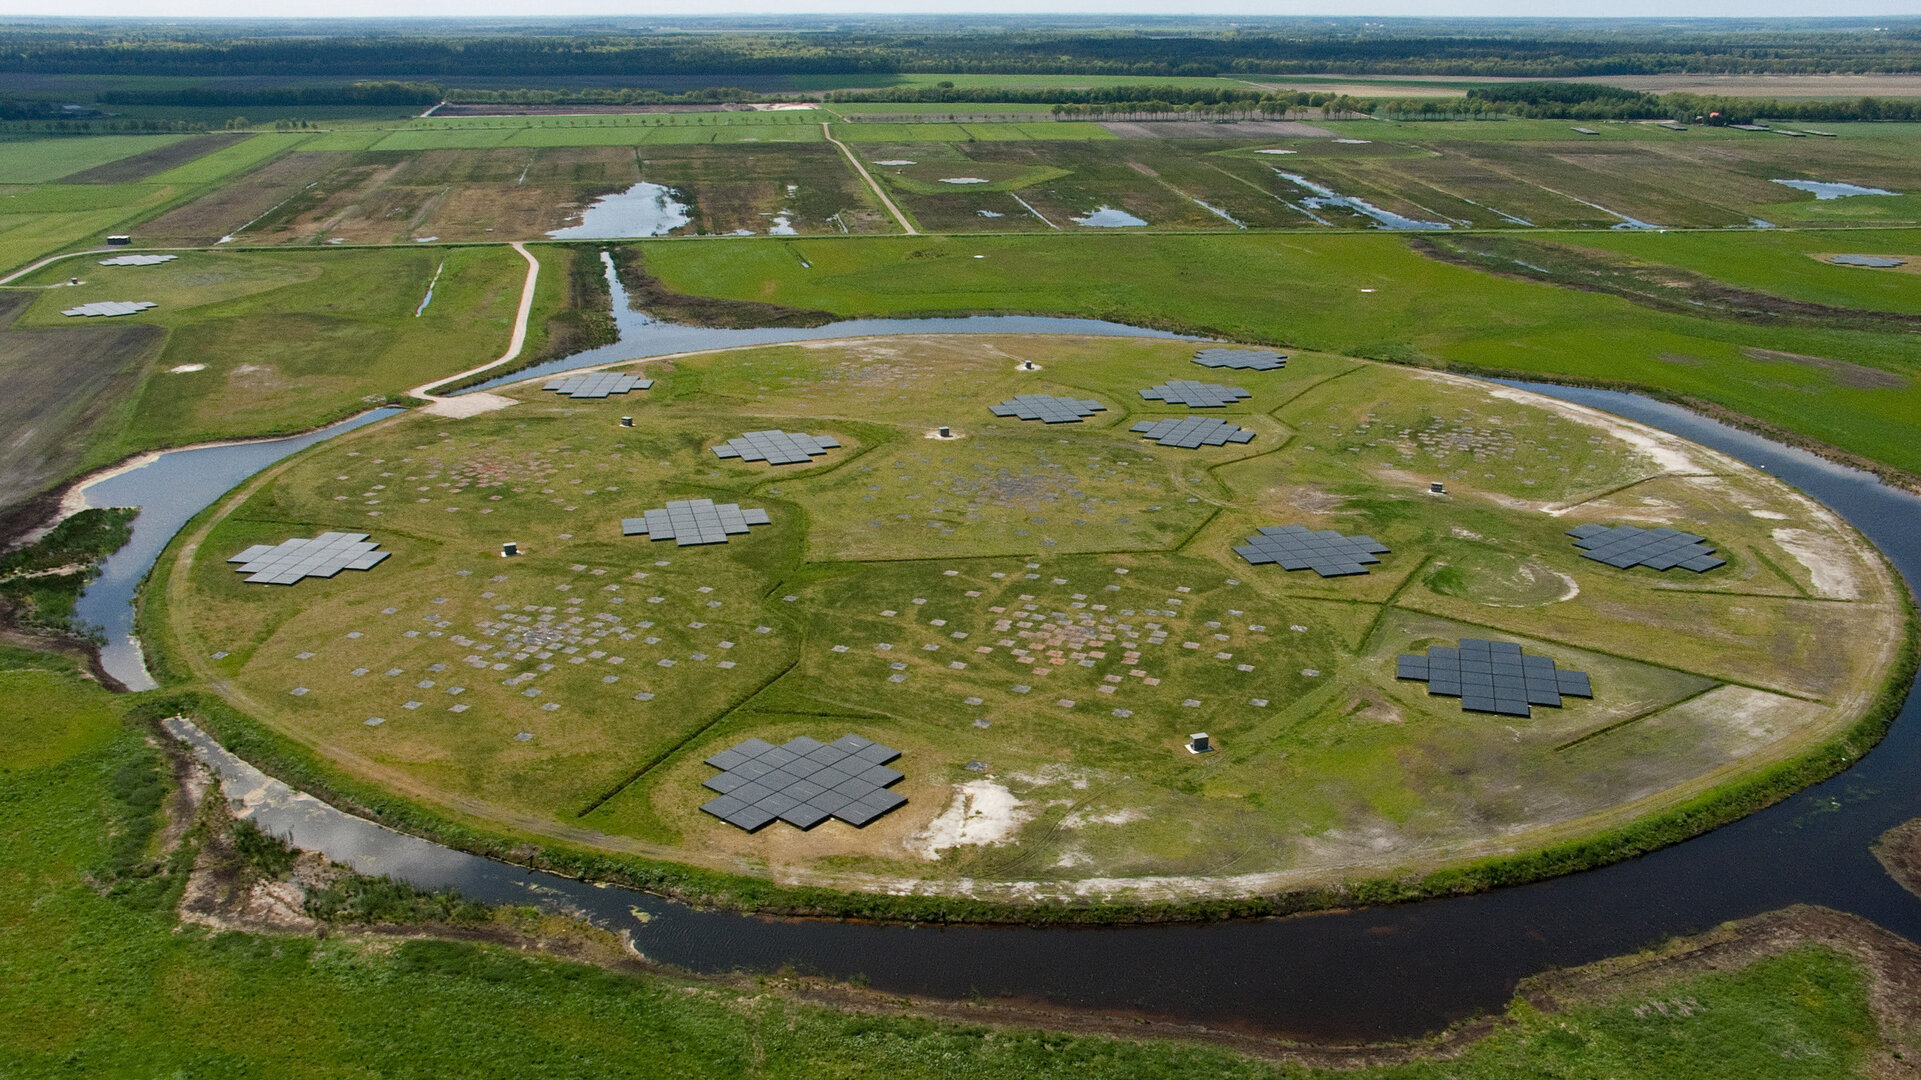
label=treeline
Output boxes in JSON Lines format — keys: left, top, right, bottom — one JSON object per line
{"left": 2, "top": 21, "right": 1921, "bottom": 81}
{"left": 444, "top": 86, "right": 766, "bottom": 105}
{"left": 0, "top": 37, "right": 897, "bottom": 79}
{"left": 99, "top": 80, "right": 438, "bottom": 107}
{"left": 1370, "top": 81, "right": 1921, "bottom": 123}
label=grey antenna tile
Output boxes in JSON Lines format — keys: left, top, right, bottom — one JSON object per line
{"left": 98, "top": 254, "right": 177, "bottom": 266}
{"left": 622, "top": 499, "right": 772, "bottom": 546}
{"left": 1233, "top": 524, "right": 1389, "bottom": 577}
{"left": 1566, "top": 524, "right": 1725, "bottom": 573}
{"left": 1139, "top": 380, "right": 1251, "bottom": 408}
{"left": 1130, "top": 417, "right": 1256, "bottom": 448}
{"left": 989, "top": 395, "right": 1107, "bottom": 424}
{"left": 700, "top": 733, "right": 906, "bottom": 831}
{"left": 61, "top": 300, "right": 156, "bottom": 318}
{"left": 1395, "top": 638, "right": 1593, "bottom": 718}
{"left": 542, "top": 372, "right": 653, "bottom": 399}
{"left": 712, "top": 430, "right": 840, "bottom": 466}
{"left": 1193, "top": 347, "right": 1286, "bottom": 371}
{"left": 228, "top": 532, "right": 390, "bottom": 585}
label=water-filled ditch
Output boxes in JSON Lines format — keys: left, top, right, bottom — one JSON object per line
{"left": 57, "top": 249, "right": 1921, "bottom": 1039}
{"left": 164, "top": 379, "right": 1921, "bottom": 1043}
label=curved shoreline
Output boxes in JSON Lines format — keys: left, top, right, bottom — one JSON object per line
{"left": 137, "top": 351, "right": 1918, "bottom": 927}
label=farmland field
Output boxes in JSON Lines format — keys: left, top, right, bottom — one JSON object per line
{"left": 160, "top": 332, "right": 1901, "bottom": 900}
{"left": 4, "top": 246, "right": 541, "bottom": 493}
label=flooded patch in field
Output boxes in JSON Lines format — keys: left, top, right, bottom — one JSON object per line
{"left": 546, "top": 181, "right": 692, "bottom": 239}
{"left": 941, "top": 177, "right": 990, "bottom": 184}
{"left": 1256, "top": 148, "right": 1297, "bottom": 154}
{"left": 1071, "top": 205, "right": 1149, "bottom": 228}
{"left": 1193, "top": 199, "right": 1246, "bottom": 228}
{"left": 1772, "top": 179, "right": 1900, "bottom": 200}
{"left": 414, "top": 261, "right": 443, "bottom": 317}
{"left": 873, "top": 159, "right": 915, "bottom": 166}
{"left": 1275, "top": 172, "right": 1449, "bottom": 230}
{"left": 978, "top": 210, "right": 1004, "bottom": 218}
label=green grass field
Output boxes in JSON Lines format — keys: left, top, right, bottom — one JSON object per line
{"left": 161, "top": 333, "right": 1897, "bottom": 897}
{"left": 0, "top": 134, "right": 189, "bottom": 184}
{"left": 7, "top": 245, "right": 537, "bottom": 474}
{"left": 640, "top": 232, "right": 1921, "bottom": 479}
{"left": 0, "top": 643, "right": 1892, "bottom": 1078}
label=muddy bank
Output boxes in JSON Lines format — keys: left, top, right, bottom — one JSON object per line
{"left": 1875, "top": 818, "right": 1921, "bottom": 903}
{"left": 611, "top": 246, "right": 834, "bottom": 329}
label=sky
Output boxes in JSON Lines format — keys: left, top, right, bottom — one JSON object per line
{"left": 6, "top": 1, "right": 1921, "bottom": 16}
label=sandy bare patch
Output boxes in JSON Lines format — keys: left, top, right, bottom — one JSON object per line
{"left": 908, "top": 781, "right": 1031, "bottom": 860}
{"left": 1772, "top": 527, "right": 1863, "bottom": 599}
{"left": 422, "top": 392, "right": 518, "bottom": 418}
{"left": 1479, "top": 381, "right": 1717, "bottom": 476}
{"left": 1061, "top": 807, "right": 1147, "bottom": 829}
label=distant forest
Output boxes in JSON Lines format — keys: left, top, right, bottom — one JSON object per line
{"left": 3, "top": 18, "right": 1921, "bottom": 81}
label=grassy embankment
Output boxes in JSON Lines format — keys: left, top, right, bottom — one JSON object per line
{"left": 637, "top": 230, "right": 1921, "bottom": 483}
{"left": 136, "top": 331, "right": 1913, "bottom": 922}
{"left": 0, "top": 644, "right": 1900, "bottom": 1078}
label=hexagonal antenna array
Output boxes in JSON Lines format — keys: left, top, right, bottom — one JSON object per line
{"left": 1828, "top": 254, "right": 1905, "bottom": 268}
{"left": 1139, "top": 380, "right": 1251, "bottom": 408}
{"left": 989, "top": 395, "right": 1107, "bottom": 424}
{"left": 621, "top": 499, "right": 771, "bottom": 546}
{"left": 1193, "top": 347, "right": 1286, "bottom": 371}
{"left": 543, "top": 372, "right": 653, "bottom": 399}
{"left": 1234, "top": 524, "right": 1389, "bottom": 577}
{"left": 228, "top": 532, "right": 389, "bottom": 585}
{"left": 713, "top": 430, "right": 840, "bottom": 466}
{"left": 1131, "top": 417, "right": 1255, "bottom": 448}
{"left": 700, "top": 733, "right": 906, "bottom": 830}
{"left": 1396, "top": 638, "right": 1593, "bottom": 718}
{"left": 97, "top": 254, "right": 176, "bottom": 266}
{"left": 61, "top": 300, "right": 155, "bottom": 318}
{"left": 1566, "top": 524, "right": 1725, "bottom": 572}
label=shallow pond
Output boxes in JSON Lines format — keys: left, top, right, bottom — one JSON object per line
{"left": 1071, "top": 205, "right": 1149, "bottom": 228}
{"left": 1773, "top": 178, "right": 1900, "bottom": 200}
{"left": 547, "top": 182, "right": 692, "bottom": 239}
{"left": 1275, "top": 171, "right": 1450, "bottom": 230}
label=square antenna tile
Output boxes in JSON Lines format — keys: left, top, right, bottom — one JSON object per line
{"left": 989, "top": 395, "right": 1107, "bottom": 424}
{"left": 712, "top": 430, "right": 841, "bottom": 466}
{"left": 61, "top": 300, "right": 155, "bottom": 318}
{"left": 542, "top": 372, "right": 653, "bottom": 399}
{"left": 1139, "top": 380, "right": 1251, "bottom": 408}
{"left": 1566, "top": 524, "right": 1725, "bottom": 573}
{"left": 1131, "top": 417, "right": 1255, "bottom": 448}
{"left": 700, "top": 733, "right": 906, "bottom": 831}
{"left": 1395, "top": 638, "right": 1593, "bottom": 718}
{"left": 1233, "top": 524, "right": 1389, "bottom": 577}
{"left": 622, "top": 499, "right": 772, "bottom": 546}
{"left": 228, "top": 532, "right": 390, "bottom": 585}
{"left": 1193, "top": 347, "right": 1286, "bottom": 371}
{"left": 98, "top": 254, "right": 176, "bottom": 266}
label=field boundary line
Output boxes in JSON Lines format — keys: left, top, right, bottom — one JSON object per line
{"left": 823, "top": 122, "right": 917, "bottom": 235}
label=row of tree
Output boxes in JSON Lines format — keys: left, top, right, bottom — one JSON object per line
{"left": 2, "top": 22, "right": 1921, "bottom": 80}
